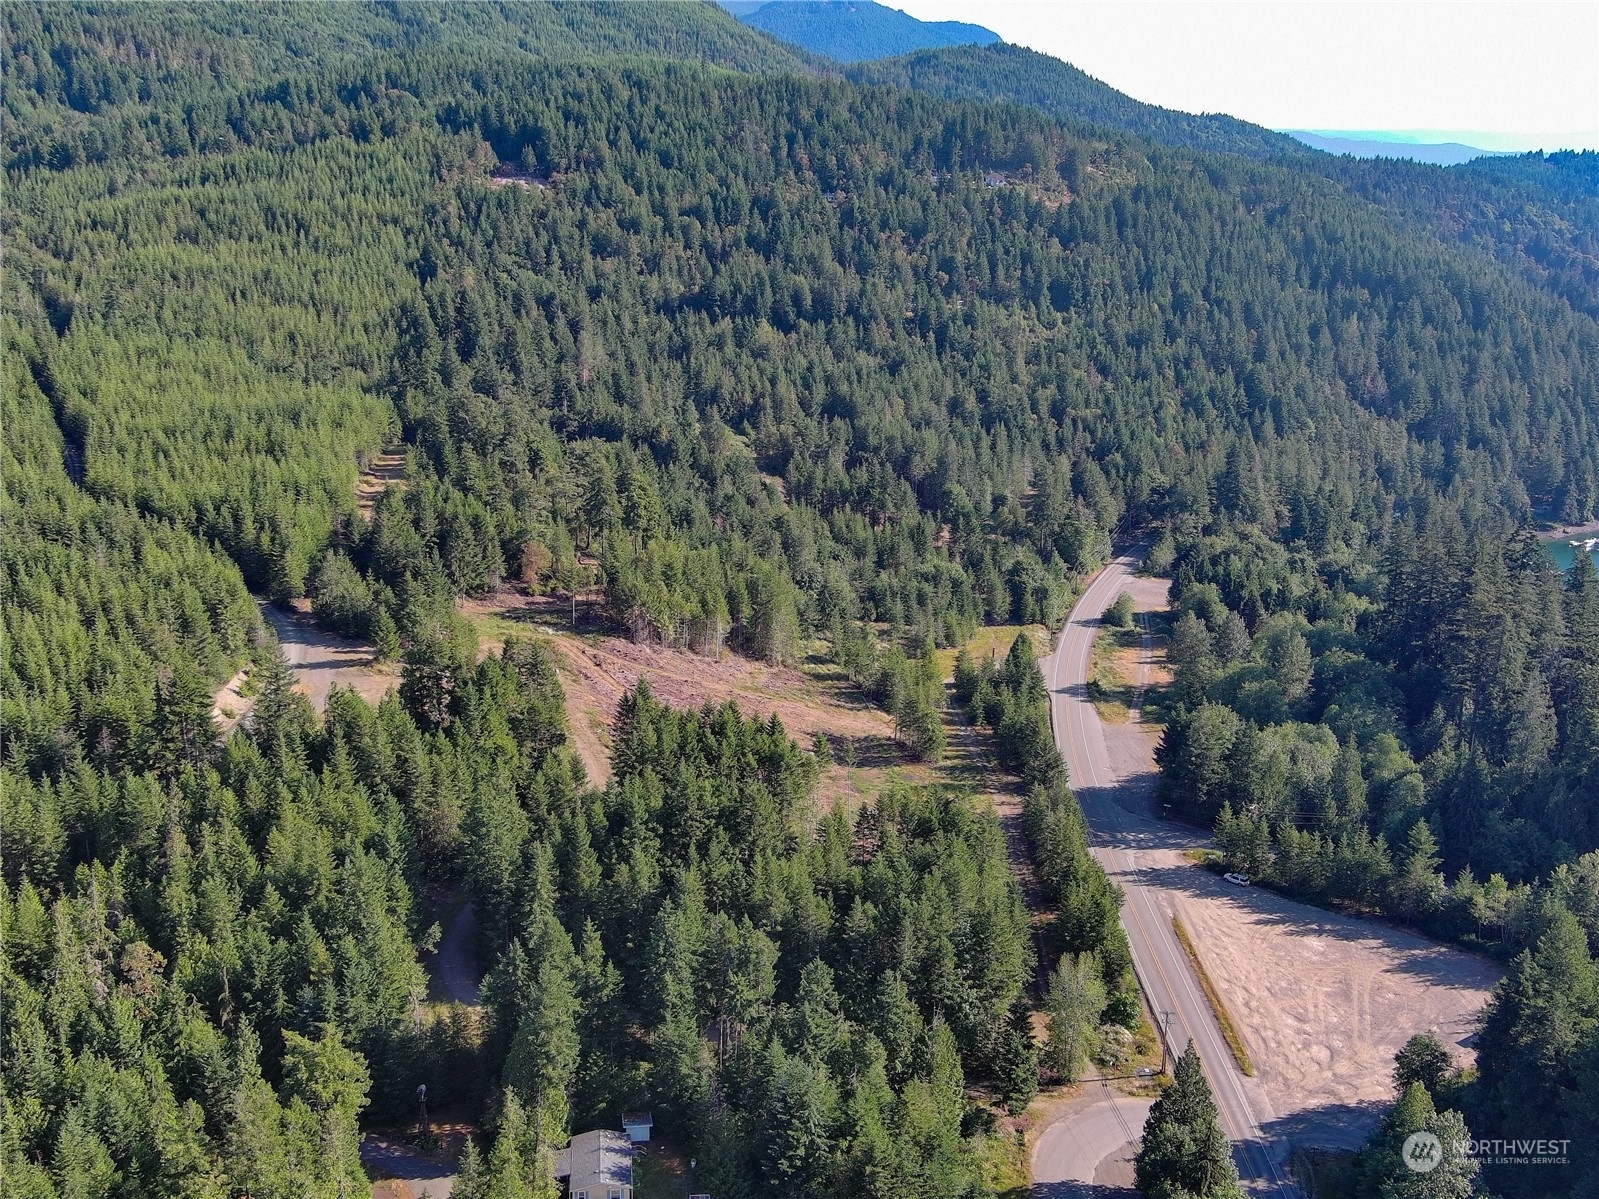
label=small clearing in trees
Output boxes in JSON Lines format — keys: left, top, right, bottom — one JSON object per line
{"left": 356, "top": 449, "right": 407, "bottom": 521}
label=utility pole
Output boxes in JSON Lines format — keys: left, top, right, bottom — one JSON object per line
{"left": 1158, "top": 1010, "right": 1177, "bottom": 1075}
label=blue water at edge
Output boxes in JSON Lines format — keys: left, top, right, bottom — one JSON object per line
{"left": 1543, "top": 535, "right": 1599, "bottom": 575}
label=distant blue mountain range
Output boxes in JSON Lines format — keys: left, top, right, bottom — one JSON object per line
{"left": 725, "top": 1, "right": 999, "bottom": 63}
{"left": 1283, "top": 131, "right": 1515, "bottom": 166}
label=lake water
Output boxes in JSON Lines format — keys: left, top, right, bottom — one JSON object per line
{"left": 1543, "top": 532, "right": 1599, "bottom": 575}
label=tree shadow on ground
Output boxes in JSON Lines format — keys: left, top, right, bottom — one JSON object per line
{"left": 1125, "top": 856, "right": 1500, "bottom": 992}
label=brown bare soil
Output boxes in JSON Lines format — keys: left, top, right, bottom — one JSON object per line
{"left": 461, "top": 591, "right": 907, "bottom": 790}
{"left": 264, "top": 602, "right": 400, "bottom": 712}
{"left": 1165, "top": 857, "right": 1499, "bottom": 1145}
{"left": 487, "top": 163, "right": 550, "bottom": 190}
{"left": 212, "top": 598, "right": 401, "bottom": 736}
{"left": 211, "top": 663, "right": 253, "bottom": 735}
{"left": 459, "top": 591, "right": 1032, "bottom": 831}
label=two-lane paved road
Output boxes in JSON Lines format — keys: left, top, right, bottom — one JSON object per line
{"left": 1048, "top": 552, "right": 1297, "bottom": 1199}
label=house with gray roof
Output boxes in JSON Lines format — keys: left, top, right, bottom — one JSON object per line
{"left": 553, "top": 1128, "right": 633, "bottom": 1199}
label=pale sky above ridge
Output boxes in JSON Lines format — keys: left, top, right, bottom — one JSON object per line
{"left": 890, "top": 1, "right": 1598, "bottom": 152}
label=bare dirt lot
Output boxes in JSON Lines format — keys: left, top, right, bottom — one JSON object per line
{"left": 1158, "top": 855, "right": 1499, "bottom": 1145}
{"left": 211, "top": 601, "right": 400, "bottom": 733}
{"left": 265, "top": 602, "right": 399, "bottom": 712}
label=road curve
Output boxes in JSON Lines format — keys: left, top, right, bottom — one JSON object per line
{"left": 360, "top": 1134, "right": 456, "bottom": 1199}
{"left": 1033, "top": 1090, "right": 1154, "bottom": 1195}
{"left": 1048, "top": 552, "right": 1298, "bottom": 1199}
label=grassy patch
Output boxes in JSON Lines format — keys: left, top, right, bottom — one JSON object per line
{"left": 1127, "top": 1013, "right": 1166, "bottom": 1089}
{"left": 1087, "top": 610, "right": 1177, "bottom": 727}
{"left": 978, "top": 1128, "right": 1031, "bottom": 1198}
{"left": 632, "top": 1143, "right": 690, "bottom": 1199}
{"left": 1087, "top": 624, "right": 1141, "bottom": 721}
{"left": 464, "top": 606, "right": 569, "bottom": 651}
{"left": 1184, "top": 848, "right": 1222, "bottom": 868}
{"left": 1137, "top": 611, "right": 1177, "bottom": 728}
{"left": 1170, "top": 914, "right": 1256, "bottom": 1077}
{"left": 935, "top": 623, "right": 1049, "bottom": 680}
{"left": 815, "top": 701, "right": 1017, "bottom": 821}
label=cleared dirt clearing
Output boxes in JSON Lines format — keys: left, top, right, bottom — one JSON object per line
{"left": 1162, "top": 858, "right": 1499, "bottom": 1146}
{"left": 462, "top": 592, "right": 905, "bottom": 789}
{"left": 263, "top": 602, "right": 399, "bottom": 712}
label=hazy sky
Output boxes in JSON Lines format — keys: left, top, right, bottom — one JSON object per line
{"left": 890, "top": 1, "right": 1597, "bottom": 151}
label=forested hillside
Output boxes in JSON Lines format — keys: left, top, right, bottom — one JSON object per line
{"left": 847, "top": 43, "right": 1599, "bottom": 317}
{"left": 4, "top": 3, "right": 1599, "bottom": 1196}
{"left": 1, "top": 0, "right": 816, "bottom": 172}
{"left": 847, "top": 43, "right": 1308, "bottom": 160}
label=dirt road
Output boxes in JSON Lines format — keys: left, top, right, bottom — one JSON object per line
{"left": 260, "top": 602, "right": 398, "bottom": 713}
{"left": 1046, "top": 553, "right": 1498, "bottom": 1193}
{"left": 432, "top": 901, "right": 483, "bottom": 1007}
{"left": 362, "top": 1134, "right": 455, "bottom": 1199}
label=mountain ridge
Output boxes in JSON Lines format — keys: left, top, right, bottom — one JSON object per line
{"left": 1284, "top": 130, "right": 1514, "bottom": 166}
{"left": 846, "top": 41, "right": 1308, "bottom": 160}
{"left": 731, "top": 0, "right": 998, "bottom": 63}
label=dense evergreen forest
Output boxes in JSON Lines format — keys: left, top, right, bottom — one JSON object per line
{"left": 847, "top": 43, "right": 1599, "bottom": 315}
{"left": 847, "top": 43, "right": 1310, "bottom": 161}
{"left": 4, "top": 3, "right": 1598, "bottom": 1196}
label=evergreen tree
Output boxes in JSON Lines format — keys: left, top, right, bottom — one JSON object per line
{"left": 995, "top": 996, "right": 1039, "bottom": 1113}
{"left": 759, "top": 1045, "right": 840, "bottom": 1199}
{"left": 1357, "top": 1083, "right": 1478, "bottom": 1199}
{"left": 279, "top": 1024, "right": 372, "bottom": 1199}
{"left": 1393, "top": 1034, "right": 1455, "bottom": 1096}
{"left": 373, "top": 606, "right": 401, "bottom": 661}
{"left": 1135, "top": 1041, "right": 1245, "bottom": 1199}
{"left": 146, "top": 664, "right": 218, "bottom": 777}
{"left": 7, "top": 8, "right": 1599, "bottom": 1193}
